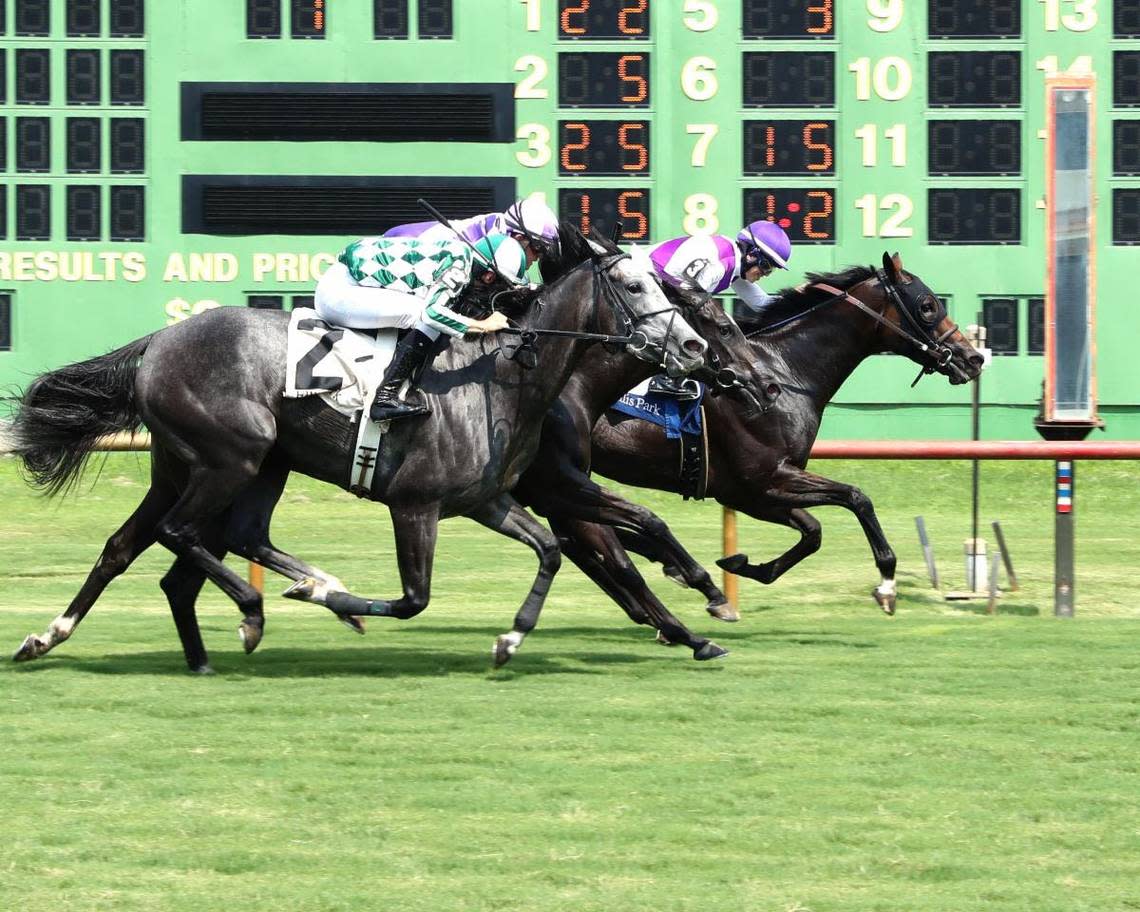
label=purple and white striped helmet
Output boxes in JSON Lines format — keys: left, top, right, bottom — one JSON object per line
{"left": 737, "top": 220, "right": 792, "bottom": 269}
{"left": 504, "top": 197, "right": 561, "bottom": 251}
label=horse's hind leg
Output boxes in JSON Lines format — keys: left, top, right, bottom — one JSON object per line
{"left": 613, "top": 526, "right": 737, "bottom": 622}
{"left": 716, "top": 506, "right": 822, "bottom": 585}
{"left": 551, "top": 518, "right": 654, "bottom": 625}
{"left": 221, "top": 457, "right": 364, "bottom": 634}
{"left": 554, "top": 518, "right": 728, "bottom": 662}
{"left": 160, "top": 514, "right": 228, "bottom": 674}
{"left": 13, "top": 482, "right": 174, "bottom": 662}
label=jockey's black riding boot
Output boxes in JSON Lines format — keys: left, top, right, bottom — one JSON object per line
{"left": 369, "top": 329, "right": 434, "bottom": 422}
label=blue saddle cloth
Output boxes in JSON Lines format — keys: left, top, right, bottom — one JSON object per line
{"left": 609, "top": 382, "right": 704, "bottom": 440}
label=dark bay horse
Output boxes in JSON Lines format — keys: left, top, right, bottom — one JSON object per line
{"left": 545, "top": 253, "right": 985, "bottom": 623}
{"left": 9, "top": 237, "right": 708, "bottom": 671}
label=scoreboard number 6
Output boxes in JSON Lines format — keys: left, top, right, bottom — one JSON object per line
{"left": 682, "top": 57, "right": 718, "bottom": 101}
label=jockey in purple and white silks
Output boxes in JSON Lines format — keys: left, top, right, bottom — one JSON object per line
{"left": 384, "top": 197, "right": 561, "bottom": 271}
{"left": 315, "top": 233, "right": 528, "bottom": 422}
{"left": 646, "top": 220, "right": 793, "bottom": 316}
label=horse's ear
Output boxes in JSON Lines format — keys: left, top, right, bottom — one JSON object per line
{"left": 882, "top": 251, "right": 903, "bottom": 282}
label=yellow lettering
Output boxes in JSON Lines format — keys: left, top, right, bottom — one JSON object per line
{"left": 59, "top": 254, "right": 83, "bottom": 282}
{"left": 99, "top": 252, "right": 120, "bottom": 281}
{"left": 192, "top": 299, "right": 222, "bottom": 315}
{"left": 188, "top": 253, "right": 214, "bottom": 282}
{"left": 276, "top": 253, "right": 300, "bottom": 283}
{"left": 164, "top": 298, "right": 192, "bottom": 324}
{"left": 34, "top": 251, "right": 59, "bottom": 281}
{"left": 82, "top": 252, "right": 104, "bottom": 281}
{"left": 123, "top": 252, "right": 147, "bottom": 282}
{"left": 0, "top": 253, "right": 10, "bottom": 281}
{"left": 312, "top": 252, "right": 336, "bottom": 279}
{"left": 215, "top": 254, "right": 238, "bottom": 282}
{"left": 15, "top": 253, "right": 36, "bottom": 281}
{"left": 163, "top": 253, "right": 189, "bottom": 282}
{"left": 252, "top": 253, "right": 275, "bottom": 282}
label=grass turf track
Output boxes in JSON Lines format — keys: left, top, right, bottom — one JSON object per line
{"left": 1, "top": 453, "right": 1138, "bottom": 912}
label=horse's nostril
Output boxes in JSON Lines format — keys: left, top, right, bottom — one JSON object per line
{"left": 682, "top": 339, "right": 706, "bottom": 356}
{"left": 969, "top": 355, "right": 985, "bottom": 368}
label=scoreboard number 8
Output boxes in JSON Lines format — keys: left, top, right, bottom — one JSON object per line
{"left": 684, "top": 193, "right": 719, "bottom": 234}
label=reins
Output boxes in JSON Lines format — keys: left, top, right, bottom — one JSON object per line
{"left": 748, "top": 269, "right": 960, "bottom": 386}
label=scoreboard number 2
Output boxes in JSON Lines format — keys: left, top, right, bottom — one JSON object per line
{"left": 515, "top": 56, "right": 549, "bottom": 99}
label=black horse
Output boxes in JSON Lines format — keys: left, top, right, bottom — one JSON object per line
{"left": 538, "top": 253, "right": 985, "bottom": 624}
{"left": 9, "top": 232, "right": 710, "bottom": 671}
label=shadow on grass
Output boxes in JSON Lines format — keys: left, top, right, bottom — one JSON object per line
{"left": 953, "top": 602, "right": 1041, "bottom": 617}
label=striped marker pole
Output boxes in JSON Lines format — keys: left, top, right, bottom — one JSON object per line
{"left": 1054, "top": 460, "right": 1075, "bottom": 617}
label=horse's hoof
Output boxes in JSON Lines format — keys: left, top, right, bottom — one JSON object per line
{"left": 238, "top": 620, "right": 264, "bottom": 655}
{"left": 706, "top": 598, "right": 741, "bottom": 623}
{"left": 283, "top": 577, "right": 316, "bottom": 601}
{"left": 492, "top": 634, "right": 520, "bottom": 668}
{"left": 716, "top": 553, "right": 749, "bottom": 574}
{"left": 12, "top": 635, "right": 44, "bottom": 662}
{"left": 339, "top": 615, "right": 366, "bottom": 635}
{"left": 189, "top": 664, "right": 215, "bottom": 676}
{"left": 693, "top": 642, "right": 729, "bottom": 661}
{"left": 662, "top": 565, "right": 688, "bottom": 588}
{"left": 655, "top": 630, "right": 678, "bottom": 647}
{"left": 872, "top": 589, "right": 897, "bottom": 616}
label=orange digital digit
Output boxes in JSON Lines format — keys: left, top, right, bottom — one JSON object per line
{"left": 618, "top": 0, "right": 647, "bottom": 35}
{"left": 803, "top": 123, "right": 833, "bottom": 172}
{"left": 577, "top": 193, "right": 592, "bottom": 235}
{"left": 618, "top": 191, "right": 648, "bottom": 239}
{"left": 561, "top": 0, "right": 589, "bottom": 35}
{"left": 806, "top": 0, "right": 833, "bottom": 35}
{"left": 765, "top": 126, "right": 777, "bottom": 168}
{"left": 804, "top": 190, "right": 834, "bottom": 239}
{"left": 618, "top": 55, "right": 648, "bottom": 104}
{"left": 561, "top": 123, "right": 591, "bottom": 171}
{"left": 618, "top": 122, "right": 648, "bottom": 171}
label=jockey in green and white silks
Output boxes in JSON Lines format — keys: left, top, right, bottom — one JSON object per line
{"left": 315, "top": 233, "right": 528, "bottom": 422}
{"left": 383, "top": 197, "right": 560, "bottom": 270}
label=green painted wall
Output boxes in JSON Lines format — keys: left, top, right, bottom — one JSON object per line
{"left": 2, "top": 1, "right": 1137, "bottom": 438}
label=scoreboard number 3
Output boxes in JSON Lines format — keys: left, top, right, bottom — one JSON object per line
{"left": 516, "top": 123, "right": 552, "bottom": 168}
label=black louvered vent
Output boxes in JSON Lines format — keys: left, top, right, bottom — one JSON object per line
{"left": 182, "top": 176, "right": 517, "bottom": 236}
{"left": 182, "top": 83, "right": 514, "bottom": 143}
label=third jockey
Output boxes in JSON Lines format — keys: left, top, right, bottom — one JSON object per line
{"left": 384, "top": 197, "right": 561, "bottom": 271}
{"left": 315, "top": 233, "right": 529, "bottom": 423}
{"left": 643, "top": 220, "right": 792, "bottom": 397}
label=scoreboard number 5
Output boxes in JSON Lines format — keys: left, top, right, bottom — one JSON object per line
{"left": 683, "top": 0, "right": 718, "bottom": 31}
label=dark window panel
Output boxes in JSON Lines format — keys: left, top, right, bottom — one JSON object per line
{"left": 928, "top": 188, "right": 1021, "bottom": 245}
{"left": 1114, "top": 121, "right": 1140, "bottom": 175}
{"left": 16, "top": 184, "right": 51, "bottom": 240}
{"left": 928, "top": 51, "right": 1021, "bottom": 108}
{"left": 291, "top": 0, "right": 327, "bottom": 38}
{"left": 1117, "top": 0, "right": 1140, "bottom": 38}
{"left": 1027, "top": 297, "right": 1045, "bottom": 355}
{"left": 16, "top": 0, "right": 51, "bottom": 36}
{"left": 16, "top": 49, "right": 51, "bottom": 105}
{"left": 743, "top": 52, "right": 835, "bottom": 108}
{"left": 558, "top": 52, "right": 651, "bottom": 108}
{"left": 982, "top": 298, "right": 1019, "bottom": 355}
{"left": 742, "top": 0, "right": 834, "bottom": 39}
{"left": 557, "top": 188, "right": 651, "bottom": 242}
{"left": 418, "top": 0, "right": 452, "bottom": 38}
{"left": 110, "top": 118, "right": 145, "bottom": 173}
{"left": 927, "top": 0, "right": 1019, "bottom": 38}
{"left": 292, "top": 294, "right": 314, "bottom": 309}
{"left": 0, "top": 52, "right": 6, "bottom": 105}
{"left": 67, "top": 0, "right": 102, "bottom": 36}
{"left": 927, "top": 120, "right": 1021, "bottom": 176}
{"left": 0, "top": 293, "right": 11, "bottom": 351}
{"left": 16, "top": 117, "right": 51, "bottom": 173}
{"left": 374, "top": 0, "right": 408, "bottom": 38}
{"left": 1112, "top": 188, "right": 1140, "bottom": 244}
{"left": 110, "top": 185, "right": 145, "bottom": 241}
{"left": 66, "top": 117, "right": 102, "bottom": 173}
{"left": 247, "top": 0, "right": 281, "bottom": 38}
{"left": 0, "top": 119, "right": 6, "bottom": 171}
{"left": 109, "top": 0, "right": 144, "bottom": 36}
{"left": 110, "top": 50, "right": 145, "bottom": 105}
{"left": 0, "top": 187, "right": 7, "bottom": 240}
{"left": 1115, "top": 52, "right": 1140, "bottom": 107}
{"left": 66, "top": 49, "right": 102, "bottom": 105}
{"left": 66, "top": 185, "right": 102, "bottom": 240}
{"left": 248, "top": 295, "right": 285, "bottom": 309}
{"left": 742, "top": 187, "right": 837, "bottom": 245}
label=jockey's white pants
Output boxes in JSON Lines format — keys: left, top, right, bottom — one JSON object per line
{"left": 315, "top": 262, "right": 441, "bottom": 340}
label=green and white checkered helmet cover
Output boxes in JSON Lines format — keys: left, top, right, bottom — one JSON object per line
{"left": 473, "top": 234, "right": 528, "bottom": 285}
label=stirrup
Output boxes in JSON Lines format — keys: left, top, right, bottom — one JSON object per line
{"left": 369, "top": 394, "right": 430, "bottom": 422}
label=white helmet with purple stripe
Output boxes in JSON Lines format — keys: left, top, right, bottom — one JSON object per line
{"left": 503, "top": 197, "right": 561, "bottom": 254}
{"left": 737, "top": 220, "right": 792, "bottom": 270}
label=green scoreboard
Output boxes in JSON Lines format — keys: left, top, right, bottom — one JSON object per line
{"left": 1, "top": 0, "right": 1138, "bottom": 438}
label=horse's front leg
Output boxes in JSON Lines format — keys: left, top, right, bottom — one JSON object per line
{"left": 719, "top": 466, "right": 898, "bottom": 615}
{"left": 323, "top": 503, "right": 440, "bottom": 621}
{"left": 466, "top": 494, "right": 562, "bottom": 667}
{"left": 716, "top": 506, "right": 822, "bottom": 584}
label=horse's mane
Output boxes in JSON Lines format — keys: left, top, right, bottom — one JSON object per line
{"left": 753, "top": 264, "right": 877, "bottom": 329}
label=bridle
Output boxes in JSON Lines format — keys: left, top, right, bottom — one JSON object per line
{"left": 755, "top": 268, "right": 961, "bottom": 388}
{"left": 498, "top": 251, "right": 686, "bottom": 371}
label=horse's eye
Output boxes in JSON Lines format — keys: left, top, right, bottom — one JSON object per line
{"left": 626, "top": 282, "right": 644, "bottom": 294}
{"left": 920, "top": 300, "right": 937, "bottom": 320}
{"left": 719, "top": 324, "right": 733, "bottom": 338}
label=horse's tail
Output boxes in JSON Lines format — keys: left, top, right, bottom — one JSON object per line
{"left": 8, "top": 334, "right": 156, "bottom": 496}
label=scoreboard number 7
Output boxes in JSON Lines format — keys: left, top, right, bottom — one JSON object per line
{"left": 687, "top": 124, "right": 719, "bottom": 167}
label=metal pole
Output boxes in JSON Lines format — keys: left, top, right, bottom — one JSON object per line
{"left": 970, "top": 314, "right": 982, "bottom": 584}
{"left": 1055, "top": 460, "right": 1075, "bottom": 617}
{"left": 915, "top": 516, "right": 940, "bottom": 589}
{"left": 990, "top": 520, "right": 1019, "bottom": 591}
{"left": 722, "top": 507, "right": 738, "bottom": 611}
{"left": 986, "top": 550, "right": 1002, "bottom": 615}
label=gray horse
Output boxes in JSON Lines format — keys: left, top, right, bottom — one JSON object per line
{"left": 10, "top": 240, "right": 711, "bottom": 670}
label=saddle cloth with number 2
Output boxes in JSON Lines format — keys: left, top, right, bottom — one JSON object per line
{"left": 283, "top": 307, "right": 398, "bottom": 417}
